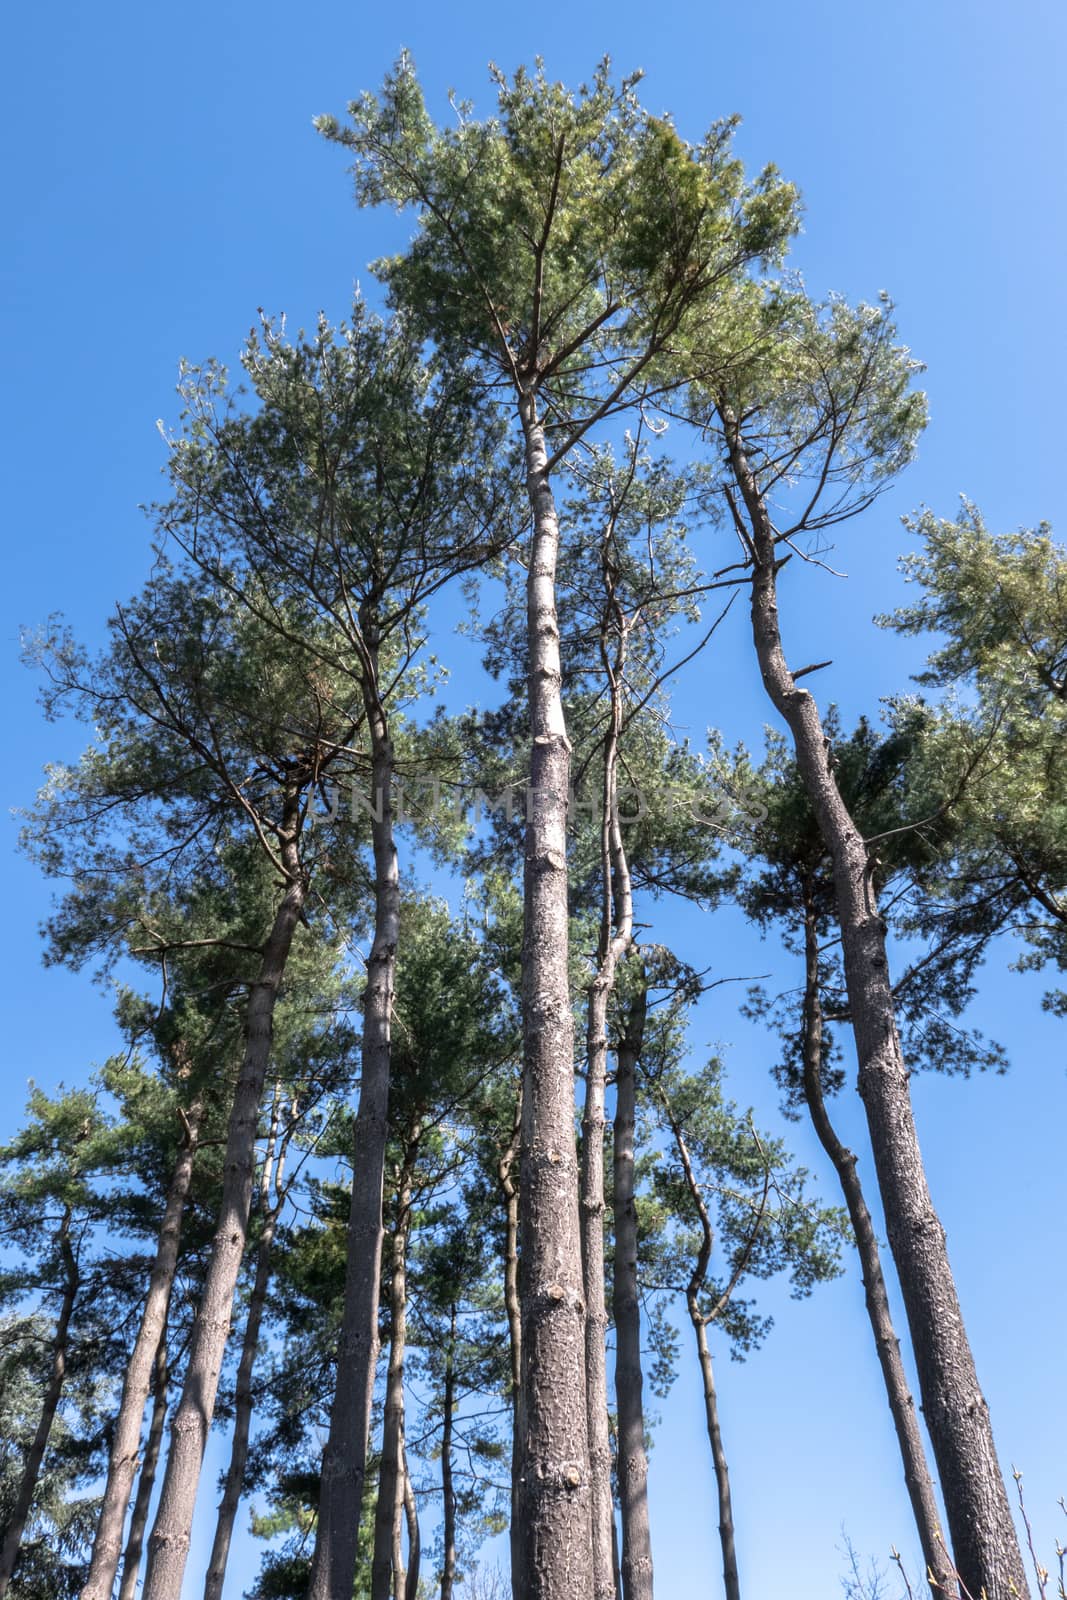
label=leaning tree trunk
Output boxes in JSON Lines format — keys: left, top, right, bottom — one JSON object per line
{"left": 202, "top": 1090, "right": 291, "bottom": 1600}
{"left": 612, "top": 978, "right": 654, "bottom": 1600}
{"left": 0, "top": 1208, "right": 78, "bottom": 1598}
{"left": 514, "top": 392, "right": 594, "bottom": 1600}
{"left": 580, "top": 596, "right": 635, "bottom": 1600}
{"left": 724, "top": 413, "right": 1028, "bottom": 1600}
{"left": 82, "top": 1093, "right": 204, "bottom": 1600}
{"left": 118, "top": 1331, "right": 170, "bottom": 1600}
{"left": 799, "top": 896, "right": 953, "bottom": 1595}
{"left": 141, "top": 802, "right": 307, "bottom": 1600}
{"left": 371, "top": 1136, "right": 418, "bottom": 1600}
{"left": 310, "top": 638, "right": 400, "bottom": 1600}
{"left": 441, "top": 1302, "right": 458, "bottom": 1600}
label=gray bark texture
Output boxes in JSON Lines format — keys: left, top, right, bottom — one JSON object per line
{"left": 81, "top": 1095, "right": 203, "bottom": 1600}
{"left": 117, "top": 1333, "right": 169, "bottom": 1600}
{"left": 402, "top": 1444, "right": 420, "bottom": 1600}
{"left": 441, "top": 1303, "right": 458, "bottom": 1600}
{"left": 309, "top": 642, "right": 400, "bottom": 1600}
{"left": 371, "top": 1138, "right": 417, "bottom": 1600}
{"left": 514, "top": 395, "right": 594, "bottom": 1600}
{"left": 141, "top": 810, "right": 307, "bottom": 1600}
{"left": 202, "top": 1091, "right": 290, "bottom": 1600}
{"left": 724, "top": 414, "right": 1028, "bottom": 1600}
{"left": 0, "top": 1208, "right": 78, "bottom": 1598}
{"left": 612, "top": 982, "right": 654, "bottom": 1600}
{"left": 498, "top": 1091, "right": 525, "bottom": 1600}
{"left": 800, "top": 900, "right": 953, "bottom": 1595}
{"left": 581, "top": 594, "right": 635, "bottom": 1600}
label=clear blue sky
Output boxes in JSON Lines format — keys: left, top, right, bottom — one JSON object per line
{"left": 3, "top": 2, "right": 1066, "bottom": 1595}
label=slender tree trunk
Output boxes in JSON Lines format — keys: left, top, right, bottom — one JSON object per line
{"left": 202, "top": 1090, "right": 291, "bottom": 1600}
{"left": 371, "top": 1138, "right": 417, "bottom": 1600}
{"left": 724, "top": 414, "right": 1028, "bottom": 1600}
{"left": 799, "top": 897, "right": 953, "bottom": 1594}
{"left": 142, "top": 803, "right": 307, "bottom": 1600}
{"left": 664, "top": 1107, "right": 741, "bottom": 1600}
{"left": 0, "top": 1209, "right": 78, "bottom": 1598}
{"left": 612, "top": 981, "right": 654, "bottom": 1600}
{"left": 118, "top": 1333, "right": 170, "bottom": 1600}
{"left": 441, "top": 1303, "right": 458, "bottom": 1600}
{"left": 401, "top": 1443, "right": 420, "bottom": 1600}
{"left": 82, "top": 1095, "right": 204, "bottom": 1600}
{"left": 514, "top": 394, "right": 593, "bottom": 1599}
{"left": 498, "top": 1088, "right": 524, "bottom": 1600}
{"left": 310, "top": 639, "right": 400, "bottom": 1600}
{"left": 689, "top": 1312, "right": 739, "bottom": 1600}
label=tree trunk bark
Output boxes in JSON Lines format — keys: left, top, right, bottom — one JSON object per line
{"left": 514, "top": 393, "right": 594, "bottom": 1600}
{"left": 799, "top": 897, "right": 953, "bottom": 1594}
{"left": 310, "top": 639, "right": 400, "bottom": 1600}
{"left": 580, "top": 625, "right": 634, "bottom": 1600}
{"left": 689, "top": 1311, "right": 739, "bottom": 1600}
{"left": 441, "top": 1302, "right": 458, "bottom": 1600}
{"left": 665, "top": 1103, "right": 742, "bottom": 1600}
{"left": 82, "top": 1095, "right": 203, "bottom": 1600}
{"left": 0, "top": 1209, "right": 79, "bottom": 1598}
{"left": 118, "top": 1332, "right": 170, "bottom": 1600}
{"left": 202, "top": 1089, "right": 290, "bottom": 1600}
{"left": 498, "top": 1087, "right": 525, "bottom": 1600}
{"left": 142, "top": 802, "right": 307, "bottom": 1600}
{"left": 723, "top": 413, "right": 1028, "bottom": 1600}
{"left": 371, "top": 1138, "right": 417, "bottom": 1600}
{"left": 402, "top": 1443, "right": 420, "bottom": 1600}
{"left": 612, "top": 981, "right": 654, "bottom": 1600}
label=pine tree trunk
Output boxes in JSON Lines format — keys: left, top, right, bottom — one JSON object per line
{"left": 371, "top": 1140, "right": 416, "bottom": 1600}
{"left": 514, "top": 394, "right": 594, "bottom": 1600}
{"left": 142, "top": 807, "right": 307, "bottom": 1600}
{"left": 498, "top": 1090, "right": 525, "bottom": 1600}
{"left": 310, "top": 642, "right": 400, "bottom": 1600}
{"left": 118, "top": 1333, "right": 169, "bottom": 1600}
{"left": 581, "top": 976, "right": 618, "bottom": 1600}
{"left": 612, "top": 982, "right": 654, "bottom": 1600}
{"left": 0, "top": 1209, "right": 78, "bottom": 1598}
{"left": 724, "top": 415, "right": 1028, "bottom": 1600}
{"left": 799, "top": 898, "right": 953, "bottom": 1594}
{"left": 690, "top": 1312, "right": 740, "bottom": 1600}
{"left": 441, "top": 1303, "right": 458, "bottom": 1600}
{"left": 82, "top": 1095, "right": 203, "bottom": 1600}
{"left": 202, "top": 1091, "right": 289, "bottom": 1600}
{"left": 401, "top": 1445, "right": 420, "bottom": 1600}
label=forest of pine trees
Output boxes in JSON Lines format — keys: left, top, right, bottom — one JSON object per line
{"left": 3, "top": 54, "right": 1065, "bottom": 1600}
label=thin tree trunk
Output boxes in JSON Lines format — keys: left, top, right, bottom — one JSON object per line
{"left": 498, "top": 1087, "right": 524, "bottom": 1600}
{"left": 310, "top": 637, "right": 400, "bottom": 1600}
{"left": 441, "top": 1302, "right": 458, "bottom": 1600}
{"left": 0, "top": 1208, "right": 78, "bottom": 1598}
{"left": 142, "top": 800, "right": 307, "bottom": 1600}
{"left": 82, "top": 1095, "right": 204, "bottom": 1600}
{"left": 799, "top": 895, "right": 953, "bottom": 1595}
{"left": 118, "top": 1332, "right": 170, "bottom": 1600}
{"left": 724, "top": 413, "right": 1027, "bottom": 1600}
{"left": 612, "top": 981, "right": 654, "bottom": 1600}
{"left": 690, "top": 1315, "right": 739, "bottom": 1600}
{"left": 514, "top": 393, "right": 594, "bottom": 1600}
{"left": 581, "top": 582, "right": 635, "bottom": 1600}
{"left": 401, "top": 1443, "right": 420, "bottom": 1600}
{"left": 664, "top": 1113, "right": 741, "bottom": 1600}
{"left": 371, "top": 1136, "right": 417, "bottom": 1600}
{"left": 202, "top": 1089, "right": 291, "bottom": 1600}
